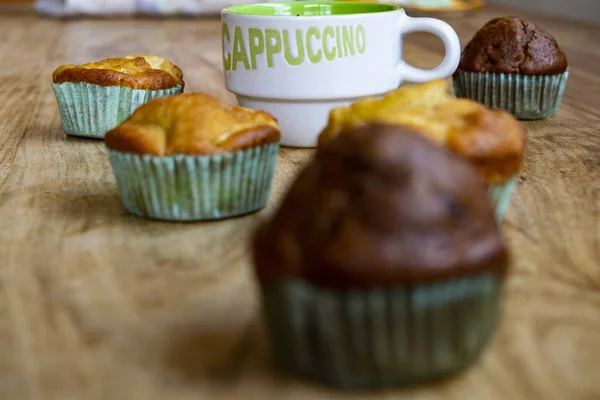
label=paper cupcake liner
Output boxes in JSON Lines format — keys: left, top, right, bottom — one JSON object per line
{"left": 107, "top": 143, "right": 279, "bottom": 221}
{"left": 261, "top": 274, "right": 503, "bottom": 389}
{"left": 489, "top": 176, "right": 517, "bottom": 222}
{"left": 453, "top": 70, "right": 568, "bottom": 120}
{"left": 52, "top": 82, "right": 182, "bottom": 139}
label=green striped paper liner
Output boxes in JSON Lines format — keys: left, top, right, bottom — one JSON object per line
{"left": 52, "top": 82, "right": 182, "bottom": 139}
{"left": 489, "top": 176, "right": 517, "bottom": 222}
{"left": 453, "top": 70, "right": 568, "bottom": 120}
{"left": 261, "top": 274, "right": 503, "bottom": 389}
{"left": 107, "top": 143, "right": 279, "bottom": 221}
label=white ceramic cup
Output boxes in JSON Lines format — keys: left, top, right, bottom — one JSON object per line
{"left": 221, "top": 1, "right": 461, "bottom": 147}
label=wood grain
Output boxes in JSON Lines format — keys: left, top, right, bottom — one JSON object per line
{"left": 0, "top": 5, "right": 599, "bottom": 400}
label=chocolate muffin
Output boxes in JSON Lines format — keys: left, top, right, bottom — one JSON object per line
{"left": 254, "top": 124, "right": 510, "bottom": 389}
{"left": 458, "top": 17, "right": 567, "bottom": 75}
{"left": 454, "top": 16, "right": 569, "bottom": 120}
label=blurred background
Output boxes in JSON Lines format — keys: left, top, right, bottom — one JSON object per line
{"left": 0, "top": 0, "right": 598, "bottom": 24}
{"left": 489, "top": 0, "right": 600, "bottom": 24}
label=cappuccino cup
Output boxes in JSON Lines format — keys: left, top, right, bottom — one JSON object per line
{"left": 221, "top": 1, "right": 461, "bottom": 147}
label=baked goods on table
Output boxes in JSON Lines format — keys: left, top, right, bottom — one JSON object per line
{"left": 104, "top": 92, "right": 280, "bottom": 221}
{"left": 319, "top": 80, "right": 527, "bottom": 220}
{"left": 453, "top": 16, "right": 569, "bottom": 120}
{"left": 253, "top": 124, "right": 510, "bottom": 388}
{"left": 52, "top": 55, "right": 184, "bottom": 138}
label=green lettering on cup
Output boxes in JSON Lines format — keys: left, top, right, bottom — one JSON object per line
{"left": 265, "top": 29, "right": 282, "bottom": 68}
{"left": 222, "top": 23, "right": 231, "bottom": 72}
{"left": 342, "top": 26, "right": 355, "bottom": 57}
{"left": 323, "top": 26, "right": 336, "bottom": 61}
{"left": 356, "top": 25, "right": 366, "bottom": 54}
{"left": 335, "top": 26, "right": 342, "bottom": 58}
{"left": 232, "top": 26, "right": 250, "bottom": 71}
{"left": 306, "top": 27, "right": 322, "bottom": 63}
{"left": 248, "top": 28, "right": 264, "bottom": 70}
{"left": 283, "top": 29, "right": 305, "bottom": 66}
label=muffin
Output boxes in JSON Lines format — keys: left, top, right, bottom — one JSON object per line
{"left": 104, "top": 93, "right": 280, "bottom": 221}
{"left": 319, "top": 80, "right": 527, "bottom": 220}
{"left": 52, "top": 55, "right": 184, "bottom": 138}
{"left": 254, "top": 124, "right": 510, "bottom": 389}
{"left": 453, "top": 16, "right": 568, "bottom": 120}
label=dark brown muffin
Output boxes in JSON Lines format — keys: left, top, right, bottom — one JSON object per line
{"left": 253, "top": 124, "right": 509, "bottom": 290}
{"left": 458, "top": 16, "right": 567, "bottom": 75}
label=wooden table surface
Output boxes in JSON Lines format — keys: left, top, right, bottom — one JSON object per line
{"left": 0, "top": 4, "right": 599, "bottom": 400}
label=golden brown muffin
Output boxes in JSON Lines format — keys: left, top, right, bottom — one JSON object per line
{"left": 318, "top": 80, "right": 527, "bottom": 184}
{"left": 52, "top": 55, "right": 184, "bottom": 90}
{"left": 105, "top": 93, "right": 280, "bottom": 156}
{"left": 458, "top": 17, "right": 568, "bottom": 75}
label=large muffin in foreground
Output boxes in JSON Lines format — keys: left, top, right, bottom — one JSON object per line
{"left": 52, "top": 55, "right": 184, "bottom": 138}
{"left": 453, "top": 16, "right": 568, "bottom": 120}
{"left": 105, "top": 93, "right": 280, "bottom": 221}
{"left": 319, "top": 81, "right": 527, "bottom": 220}
{"left": 254, "top": 124, "right": 510, "bottom": 389}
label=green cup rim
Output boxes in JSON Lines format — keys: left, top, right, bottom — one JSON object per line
{"left": 222, "top": 1, "right": 403, "bottom": 18}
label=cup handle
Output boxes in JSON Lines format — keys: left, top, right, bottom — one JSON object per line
{"left": 397, "top": 15, "right": 461, "bottom": 83}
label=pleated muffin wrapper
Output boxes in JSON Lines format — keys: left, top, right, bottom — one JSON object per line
{"left": 107, "top": 143, "right": 279, "bottom": 221}
{"left": 453, "top": 70, "right": 568, "bottom": 120}
{"left": 52, "top": 82, "right": 183, "bottom": 139}
{"left": 261, "top": 273, "right": 503, "bottom": 389}
{"left": 489, "top": 176, "right": 517, "bottom": 222}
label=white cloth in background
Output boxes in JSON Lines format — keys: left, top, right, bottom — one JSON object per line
{"left": 35, "top": 0, "right": 484, "bottom": 16}
{"left": 34, "top": 0, "right": 476, "bottom": 17}
{"left": 35, "top": 0, "right": 279, "bottom": 17}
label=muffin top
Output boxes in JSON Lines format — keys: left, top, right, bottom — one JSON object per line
{"left": 104, "top": 93, "right": 280, "bottom": 156}
{"left": 52, "top": 55, "right": 184, "bottom": 90}
{"left": 458, "top": 16, "right": 567, "bottom": 75}
{"left": 254, "top": 124, "right": 509, "bottom": 290}
{"left": 319, "top": 80, "right": 527, "bottom": 184}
